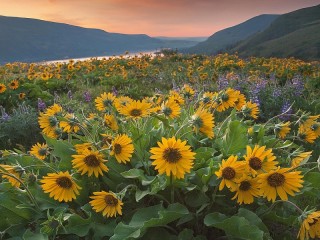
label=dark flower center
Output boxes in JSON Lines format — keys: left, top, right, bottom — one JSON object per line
{"left": 103, "top": 99, "right": 113, "bottom": 107}
{"left": 56, "top": 176, "right": 73, "bottom": 189}
{"left": 162, "top": 107, "right": 172, "bottom": 116}
{"left": 221, "top": 93, "right": 229, "bottom": 102}
{"left": 222, "top": 167, "right": 236, "bottom": 180}
{"left": 267, "top": 172, "right": 285, "bottom": 187}
{"left": 192, "top": 116, "right": 203, "bottom": 128}
{"left": 249, "top": 157, "right": 262, "bottom": 170}
{"left": 49, "top": 116, "right": 58, "bottom": 127}
{"left": 239, "top": 181, "right": 251, "bottom": 191}
{"left": 114, "top": 144, "right": 122, "bottom": 155}
{"left": 202, "top": 96, "right": 210, "bottom": 103}
{"left": 104, "top": 195, "right": 118, "bottom": 206}
{"left": 84, "top": 154, "right": 100, "bottom": 167}
{"left": 38, "top": 148, "right": 47, "bottom": 156}
{"left": 130, "top": 109, "right": 142, "bottom": 117}
{"left": 163, "top": 148, "right": 182, "bottom": 163}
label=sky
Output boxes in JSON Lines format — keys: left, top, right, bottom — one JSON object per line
{"left": 1, "top": 0, "right": 320, "bottom": 37}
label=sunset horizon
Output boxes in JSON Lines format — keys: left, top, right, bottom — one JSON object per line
{"left": 1, "top": 0, "right": 319, "bottom": 37}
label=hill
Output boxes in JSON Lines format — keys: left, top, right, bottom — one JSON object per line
{"left": 0, "top": 16, "right": 191, "bottom": 64}
{"left": 230, "top": 4, "right": 320, "bottom": 60}
{"left": 184, "top": 14, "right": 278, "bottom": 54}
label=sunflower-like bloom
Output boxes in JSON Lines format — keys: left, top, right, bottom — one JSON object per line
{"left": 213, "top": 88, "right": 239, "bottom": 112}
{"left": 110, "top": 134, "right": 134, "bottom": 164}
{"left": 74, "top": 142, "right": 94, "bottom": 154}
{"left": 234, "top": 92, "right": 246, "bottom": 111}
{"left": 41, "top": 171, "right": 81, "bottom": 202}
{"left": 244, "top": 145, "right": 278, "bottom": 177}
{"left": 114, "top": 96, "right": 132, "bottom": 109}
{"left": 200, "top": 91, "right": 215, "bottom": 108}
{"left": 168, "top": 91, "right": 185, "bottom": 106}
{"left": 8, "top": 79, "right": 19, "bottom": 90}
{"left": 161, "top": 100, "right": 181, "bottom": 119}
{"left": 298, "top": 125, "right": 317, "bottom": 143}
{"left": 38, "top": 104, "right": 63, "bottom": 138}
{"left": 0, "top": 164, "right": 21, "bottom": 187}
{"left": 298, "top": 210, "right": 320, "bottom": 240}
{"left": 150, "top": 137, "right": 196, "bottom": 179}
{"left": 291, "top": 151, "right": 312, "bottom": 168}
{"left": 241, "top": 101, "right": 259, "bottom": 119}
{"left": 45, "top": 104, "right": 63, "bottom": 116}
{"left": 95, "top": 92, "right": 116, "bottom": 111}
{"left": 59, "top": 113, "right": 80, "bottom": 133}
{"left": 258, "top": 167, "right": 303, "bottom": 202}
{"left": 275, "top": 121, "right": 291, "bottom": 139}
{"left": 18, "top": 92, "right": 26, "bottom": 99}
{"left": 30, "top": 142, "right": 49, "bottom": 160}
{"left": 182, "top": 84, "right": 195, "bottom": 98}
{"left": 231, "top": 175, "right": 260, "bottom": 205}
{"left": 117, "top": 100, "right": 152, "bottom": 119}
{"left": 89, "top": 191, "right": 123, "bottom": 218}
{"left": 104, "top": 114, "right": 119, "bottom": 131}
{"left": 191, "top": 107, "right": 215, "bottom": 138}
{"left": 215, "top": 155, "right": 246, "bottom": 191}
{"left": 0, "top": 83, "right": 6, "bottom": 93}
{"left": 72, "top": 149, "right": 108, "bottom": 177}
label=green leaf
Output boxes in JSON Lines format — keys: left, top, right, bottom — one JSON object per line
{"left": 304, "top": 172, "right": 320, "bottom": 189}
{"left": 111, "top": 203, "right": 189, "bottom": 240}
{"left": 63, "top": 213, "right": 92, "bottom": 237}
{"left": 23, "top": 229, "right": 48, "bottom": 240}
{"left": 185, "top": 190, "right": 210, "bottom": 208}
{"left": 44, "top": 136, "right": 75, "bottom": 171}
{"left": 222, "top": 120, "right": 248, "bottom": 155}
{"left": 237, "top": 208, "right": 269, "bottom": 234}
{"left": 121, "top": 169, "right": 156, "bottom": 185}
{"left": 204, "top": 212, "right": 227, "bottom": 226}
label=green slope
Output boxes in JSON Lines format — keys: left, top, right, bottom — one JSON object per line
{"left": 184, "top": 14, "right": 278, "bottom": 54}
{"left": 231, "top": 4, "right": 320, "bottom": 60}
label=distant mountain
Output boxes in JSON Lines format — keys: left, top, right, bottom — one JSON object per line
{"left": 230, "top": 4, "right": 320, "bottom": 60}
{"left": 0, "top": 16, "right": 194, "bottom": 64}
{"left": 184, "top": 14, "right": 279, "bottom": 54}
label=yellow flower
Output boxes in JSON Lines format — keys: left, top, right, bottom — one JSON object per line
{"left": 161, "top": 100, "right": 181, "bottom": 119}
{"left": 298, "top": 125, "right": 317, "bottom": 143}
{"left": 0, "top": 164, "right": 21, "bottom": 187}
{"left": 241, "top": 101, "right": 259, "bottom": 119}
{"left": 41, "top": 171, "right": 81, "bottom": 202}
{"left": 89, "top": 191, "right": 123, "bottom": 218}
{"left": 191, "top": 107, "right": 215, "bottom": 138}
{"left": 18, "top": 92, "right": 26, "bottom": 99}
{"left": 291, "top": 151, "right": 312, "bottom": 168}
{"left": 244, "top": 145, "right": 278, "bottom": 177}
{"left": 298, "top": 210, "right": 320, "bottom": 240}
{"left": 258, "top": 167, "right": 303, "bottom": 202}
{"left": 8, "top": 80, "right": 19, "bottom": 90}
{"left": 110, "top": 134, "right": 134, "bottom": 164}
{"left": 168, "top": 91, "right": 185, "bottom": 106}
{"left": 182, "top": 84, "right": 195, "bottom": 98}
{"left": 95, "top": 92, "right": 116, "bottom": 111}
{"left": 231, "top": 175, "right": 260, "bottom": 205}
{"left": 150, "top": 136, "right": 196, "bottom": 179}
{"left": 117, "top": 100, "right": 152, "bottom": 119}
{"left": 213, "top": 88, "right": 239, "bottom": 112}
{"left": 234, "top": 92, "right": 246, "bottom": 111}
{"left": 200, "top": 91, "right": 215, "bottom": 108}
{"left": 215, "top": 155, "right": 246, "bottom": 191}
{"left": 114, "top": 96, "right": 133, "bottom": 109}
{"left": 104, "top": 114, "right": 119, "bottom": 131}
{"left": 30, "top": 143, "right": 49, "bottom": 160}
{"left": 275, "top": 121, "right": 291, "bottom": 139}
{"left": 59, "top": 113, "right": 80, "bottom": 133}
{"left": 0, "top": 84, "right": 7, "bottom": 93}
{"left": 72, "top": 149, "right": 108, "bottom": 177}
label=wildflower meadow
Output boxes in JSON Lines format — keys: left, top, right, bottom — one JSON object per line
{"left": 0, "top": 53, "right": 320, "bottom": 239}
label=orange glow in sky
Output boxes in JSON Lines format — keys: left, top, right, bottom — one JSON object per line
{"left": 1, "top": 0, "right": 319, "bottom": 37}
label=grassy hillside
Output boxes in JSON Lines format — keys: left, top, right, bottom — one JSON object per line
{"left": 231, "top": 5, "right": 320, "bottom": 60}
{"left": 184, "top": 14, "right": 278, "bottom": 54}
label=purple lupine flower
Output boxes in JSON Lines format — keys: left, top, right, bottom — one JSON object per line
{"left": 112, "top": 86, "right": 118, "bottom": 96}
{"left": 67, "top": 90, "right": 73, "bottom": 99}
{"left": 54, "top": 91, "right": 60, "bottom": 102}
{"left": 272, "top": 88, "right": 282, "bottom": 98}
{"left": 218, "top": 75, "right": 229, "bottom": 90}
{"left": 291, "top": 75, "right": 304, "bottom": 96}
{"left": 83, "top": 91, "right": 91, "bottom": 102}
{"left": 37, "top": 98, "right": 47, "bottom": 111}
{"left": 0, "top": 106, "right": 10, "bottom": 121}
{"left": 279, "top": 101, "right": 293, "bottom": 121}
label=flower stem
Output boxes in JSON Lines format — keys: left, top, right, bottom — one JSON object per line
{"left": 170, "top": 174, "right": 174, "bottom": 203}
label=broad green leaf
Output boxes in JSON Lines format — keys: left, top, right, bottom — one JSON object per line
{"left": 121, "top": 169, "right": 156, "bottom": 185}
{"left": 204, "top": 212, "right": 227, "bottom": 226}
{"left": 237, "top": 208, "right": 269, "bottom": 234}
{"left": 185, "top": 190, "right": 210, "bottom": 208}
{"left": 111, "top": 203, "right": 189, "bottom": 240}
{"left": 23, "top": 229, "right": 48, "bottom": 240}
{"left": 304, "top": 172, "right": 320, "bottom": 189}
{"left": 63, "top": 213, "right": 92, "bottom": 237}
{"left": 222, "top": 120, "right": 248, "bottom": 155}
{"left": 44, "top": 136, "right": 75, "bottom": 171}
